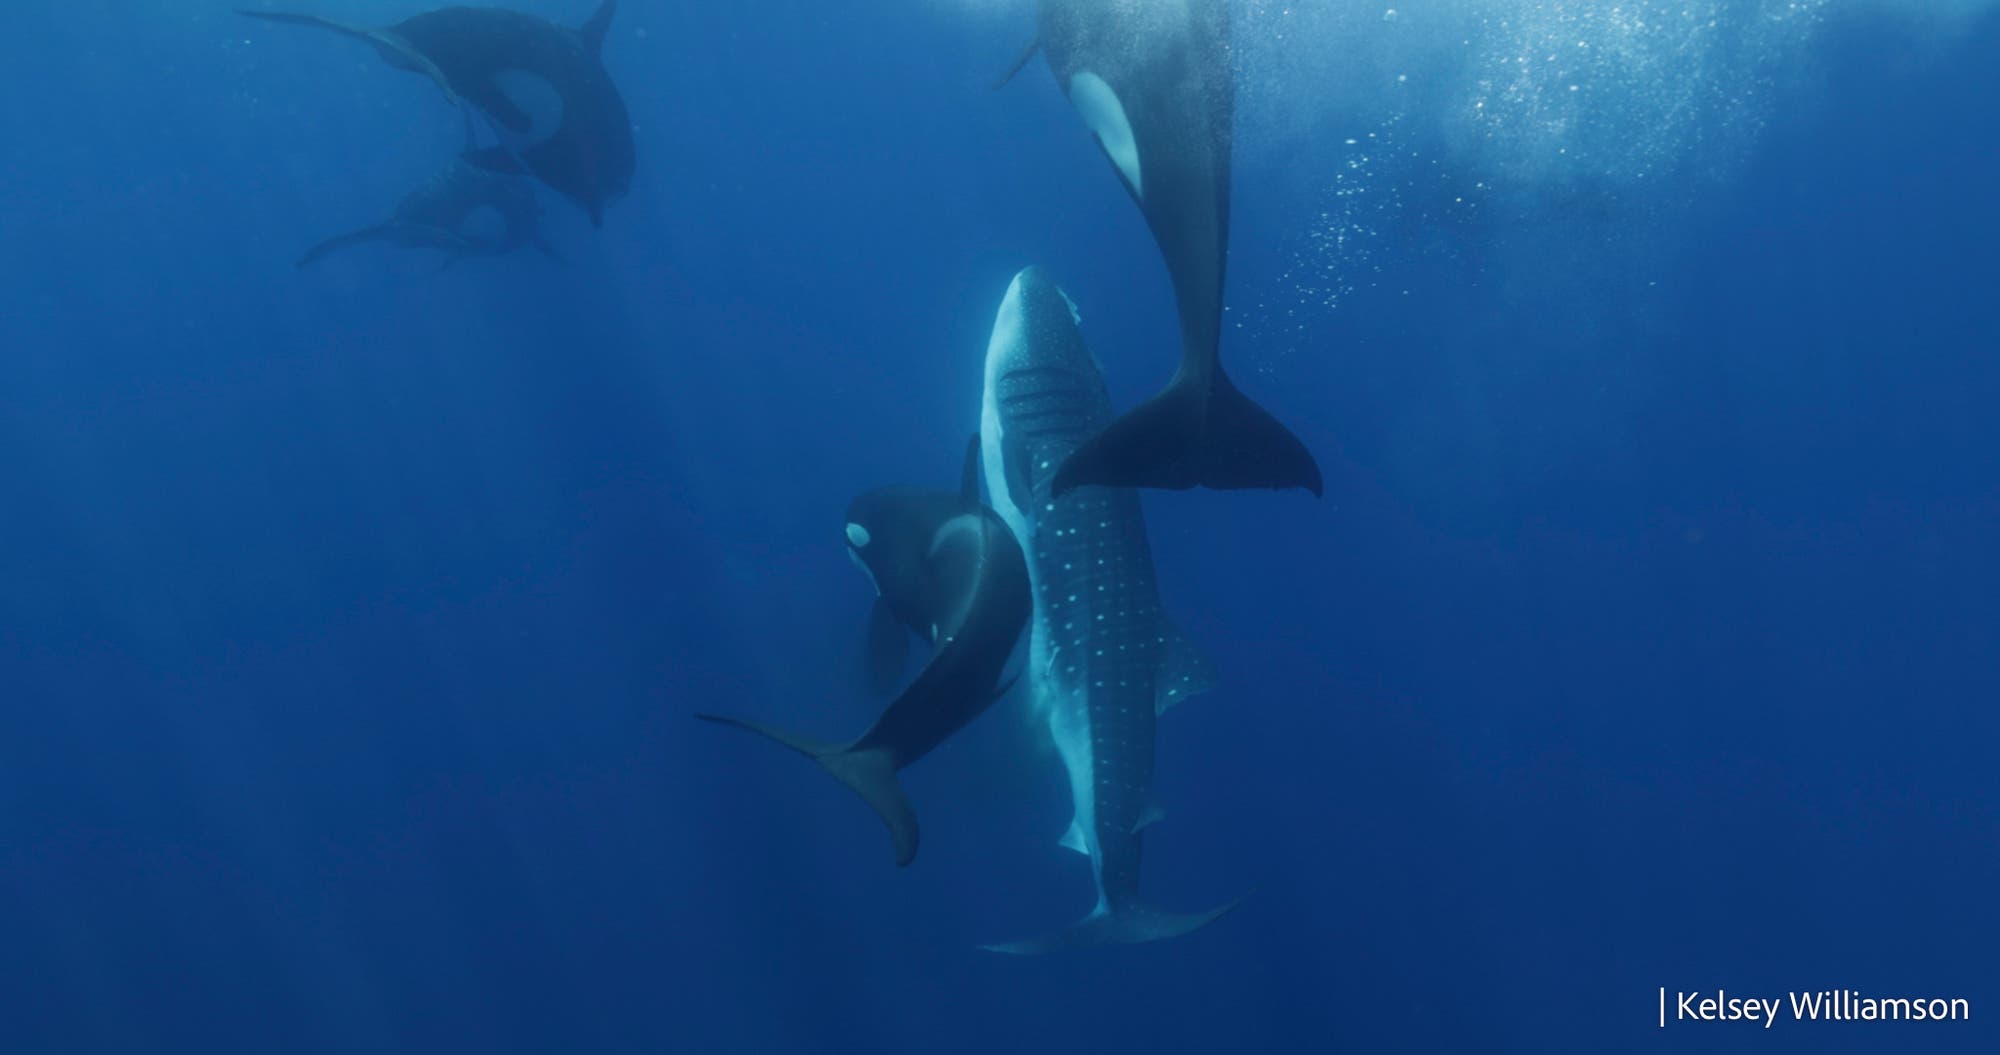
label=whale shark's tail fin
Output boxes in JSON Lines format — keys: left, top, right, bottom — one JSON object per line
{"left": 981, "top": 898, "right": 1240, "bottom": 955}
{"left": 236, "top": 10, "right": 458, "bottom": 103}
{"left": 1051, "top": 369, "right": 1322, "bottom": 498}
{"left": 694, "top": 714, "right": 919, "bottom": 867}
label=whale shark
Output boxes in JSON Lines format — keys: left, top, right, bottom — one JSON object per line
{"left": 978, "top": 267, "right": 1236, "bottom": 953}
{"left": 239, "top": 1, "right": 633, "bottom": 226}
{"left": 698, "top": 438, "right": 1031, "bottom": 867}
{"left": 295, "top": 153, "right": 554, "bottom": 269}
{"left": 1001, "top": 0, "right": 1322, "bottom": 498}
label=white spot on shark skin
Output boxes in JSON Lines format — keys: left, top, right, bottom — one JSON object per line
{"left": 1067, "top": 72, "right": 1142, "bottom": 198}
{"left": 491, "top": 69, "right": 566, "bottom": 146}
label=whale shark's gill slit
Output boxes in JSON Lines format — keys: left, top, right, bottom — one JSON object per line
{"left": 1006, "top": 405, "right": 1092, "bottom": 424}
{"left": 1002, "top": 364, "right": 1084, "bottom": 384}
{"left": 1000, "top": 387, "right": 1090, "bottom": 407}
{"left": 1018, "top": 424, "right": 1094, "bottom": 441}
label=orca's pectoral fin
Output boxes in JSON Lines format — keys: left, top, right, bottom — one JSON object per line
{"left": 981, "top": 899, "right": 1241, "bottom": 955}
{"left": 992, "top": 36, "right": 1040, "bottom": 91}
{"left": 1051, "top": 370, "right": 1323, "bottom": 497}
{"left": 695, "top": 714, "right": 919, "bottom": 867}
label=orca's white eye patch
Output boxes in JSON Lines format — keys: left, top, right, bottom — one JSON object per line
{"left": 846, "top": 522, "right": 872, "bottom": 548}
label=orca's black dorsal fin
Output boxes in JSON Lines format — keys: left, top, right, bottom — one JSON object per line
{"left": 960, "top": 432, "right": 983, "bottom": 505}
{"left": 581, "top": 0, "right": 616, "bottom": 56}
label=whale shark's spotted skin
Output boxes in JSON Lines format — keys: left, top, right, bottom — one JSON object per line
{"left": 980, "top": 269, "right": 1228, "bottom": 951}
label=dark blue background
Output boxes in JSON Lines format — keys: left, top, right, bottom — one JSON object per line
{"left": 1, "top": 2, "right": 1994, "bottom": 1052}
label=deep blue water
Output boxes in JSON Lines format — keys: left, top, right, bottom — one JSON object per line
{"left": 2, "top": 2, "right": 1996, "bottom": 1052}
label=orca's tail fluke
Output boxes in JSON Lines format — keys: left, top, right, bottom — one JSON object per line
{"left": 236, "top": 9, "right": 459, "bottom": 102}
{"left": 694, "top": 714, "right": 918, "bottom": 867}
{"left": 981, "top": 898, "right": 1241, "bottom": 955}
{"left": 1051, "top": 369, "right": 1322, "bottom": 498}
{"left": 294, "top": 226, "right": 391, "bottom": 268}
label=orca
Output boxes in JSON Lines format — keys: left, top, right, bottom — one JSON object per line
{"left": 295, "top": 152, "right": 555, "bottom": 269}
{"left": 239, "top": 1, "right": 634, "bottom": 226}
{"left": 697, "top": 438, "right": 1031, "bottom": 867}
{"left": 1000, "top": 0, "right": 1323, "bottom": 497}
{"left": 977, "top": 267, "right": 1236, "bottom": 952}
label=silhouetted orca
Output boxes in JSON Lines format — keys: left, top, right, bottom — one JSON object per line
{"left": 1000, "top": 0, "right": 1323, "bottom": 497}
{"left": 240, "top": 1, "right": 633, "bottom": 226}
{"left": 697, "top": 438, "right": 1031, "bottom": 867}
{"left": 295, "top": 154, "right": 554, "bottom": 268}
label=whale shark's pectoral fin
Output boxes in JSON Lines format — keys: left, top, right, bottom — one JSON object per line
{"left": 1132, "top": 802, "right": 1166, "bottom": 834}
{"left": 981, "top": 899, "right": 1241, "bottom": 955}
{"left": 1051, "top": 368, "right": 1324, "bottom": 497}
{"left": 1155, "top": 617, "right": 1217, "bottom": 716}
{"left": 580, "top": 0, "right": 617, "bottom": 58}
{"left": 694, "top": 714, "right": 919, "bottom": 867}
{"left": 1059, "top": 818, "right": 1089, "bottom": 856}
{"left": 991, "top": 37, "right": 1040, "bottom": 91}
{"left": 863, "top": 598, "right": 909, "bottom": 697}
{"left": 237, "top": 10, "right": 459, "bottom": 104}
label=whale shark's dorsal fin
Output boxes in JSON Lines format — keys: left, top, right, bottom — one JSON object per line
{"left": 992, "top": 36, "right": 1040, "bottom": 91}
{"left": 580, "top": 0, "right": 616, "bottom": 57}
{"left": 1155, "top": 616, "right": 1217, "bottom": 716}
{"left": 960, "top": 432, "right": 983, "bottom": 505}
